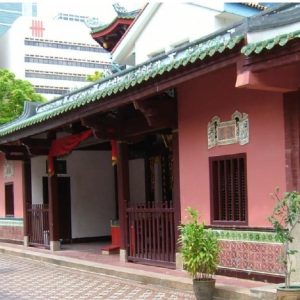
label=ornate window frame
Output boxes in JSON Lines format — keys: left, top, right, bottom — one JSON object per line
{"left": 208, "top": 111, "right": 249, "bottom": 149}
{"left": 3, "top": 160, "right": 14, "bottom": 178}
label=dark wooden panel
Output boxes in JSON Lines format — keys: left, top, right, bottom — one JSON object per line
{"left": 210, "top": 153, "right": 248, "bottom": 225}
{"left": 5, "top": 183, "right": 14, "bottom": 216}
{"left": 27, "top": 203, "right": 49, "bottom": 247}
{"left": 126, "top": 202, "right": 175, "bottom": 267}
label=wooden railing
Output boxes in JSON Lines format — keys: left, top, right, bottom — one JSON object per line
{"left": 126, "top": 202, "right": 175, "bottom": 268}
{"left": 27, "top": 204, "right": 49, "bottom": 247}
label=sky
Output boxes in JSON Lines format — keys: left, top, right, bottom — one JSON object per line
{"left": 37, "top": 0, "right": 144, "bottom": 22}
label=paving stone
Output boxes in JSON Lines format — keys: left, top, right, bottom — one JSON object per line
{"left": 0, "top": 253, "right": 195, "bottom": 299}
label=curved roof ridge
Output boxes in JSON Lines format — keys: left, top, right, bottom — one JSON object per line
{"left": 0, "top": 101, "right": 39, "bottom": 130}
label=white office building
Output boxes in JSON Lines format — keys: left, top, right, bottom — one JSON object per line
{"left": 0, "top": 2, "right": 37, "bottom": 36}
{"left": 0, "top": 14, "right": 111, "bottom": 100}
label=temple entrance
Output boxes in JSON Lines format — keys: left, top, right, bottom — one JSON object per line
{"left": 20, "top": 89, "right": 179, "bottom": 266}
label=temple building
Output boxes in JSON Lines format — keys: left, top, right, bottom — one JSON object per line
{"left": 1, "top": 2, "right": 298, "bottom": 283}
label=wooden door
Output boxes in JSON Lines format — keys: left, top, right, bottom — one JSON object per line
{"left": 43, "top": 177, "right": 72, "bottom": 242}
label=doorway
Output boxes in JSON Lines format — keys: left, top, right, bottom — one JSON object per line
{"left": 126, "top": 136, "right": 176, "bottom": 268}
{"left": 43, "top": 176, "right": 72, "bottom": 242}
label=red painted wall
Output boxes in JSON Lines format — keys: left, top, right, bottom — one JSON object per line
{"left": 178, "top": 65, "right": 286, "bottom": 227}
{"left": 0, "top": 154, "right": 24, "bottom": 218}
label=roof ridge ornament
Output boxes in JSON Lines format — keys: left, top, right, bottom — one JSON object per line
{"left": 112, "top": 3, "right": 128, "bottom": 15}
{"left": 0, "top": 101, "right": 39, "bottom": 130}
{"left": 85, "top": 17, "right": 105, "bottom": 29}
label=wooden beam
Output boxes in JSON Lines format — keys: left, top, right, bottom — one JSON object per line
{"left": 0, "top": 144, "right": 27, "bottom": 154}
{"left": 21, "top": 138, "right": 51, "bottom": 148}
{"left": 5, "top": 153, "right": 29, "bottom": 161}
{"left": 21, "top": 138, "right": 51, "bottom": 156}
{"left": 236, "top": 60, "right": 300, "bottom": 92}
{"left": 29, "top": 149, "right": 49, "bottom": 156}
{"left": 242, "top": 40, "right": 300, "bottom": 73}
{"left": 82, "top": 104, "right": 177, "bottom": 141}
{"left": 75, "top": 141, "right": 111, "bottom": 151}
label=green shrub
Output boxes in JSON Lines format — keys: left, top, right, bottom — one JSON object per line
{"left": 178, "top": 207, "right": 219, "bottom": 280}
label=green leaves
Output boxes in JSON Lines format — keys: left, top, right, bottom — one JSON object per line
{"left": 86, "top": 70, "right": 105, "bottom": 82}
{"left": 178, "top": 207, "right": 219, "bottom": 280}
{"left": 0, "top": 69, "right": 45, "bottom": 124}
{"left": 269, "top": 190, "right": 300, "bottom": 288}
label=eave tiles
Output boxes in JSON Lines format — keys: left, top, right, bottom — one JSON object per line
{"left": 241, "top": 29, "right": 300, "bottom": 56}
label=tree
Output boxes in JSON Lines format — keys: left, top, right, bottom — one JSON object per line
{"left": 86, "top": 70, "right": 105, "bottom": 82}
{"left": 0, "top": 69, "right": 45, "bottom": 124}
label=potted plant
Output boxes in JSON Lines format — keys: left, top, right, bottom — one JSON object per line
{"left": 178, "top": 207, "right": 219, "bottom": 300}
{"left": 268, "top": 189, "right": 300, "bottom": 299}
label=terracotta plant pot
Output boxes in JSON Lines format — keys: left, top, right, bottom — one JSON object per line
{"left": 277, "top": 286, "right": 300, "bottom": 300}
{"left": 193, "top": 278, "right": 216, "bottom": 300}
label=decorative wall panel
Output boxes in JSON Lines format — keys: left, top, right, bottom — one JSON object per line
{"left": 208, "top": 111, "right": 249, "bottom": 149}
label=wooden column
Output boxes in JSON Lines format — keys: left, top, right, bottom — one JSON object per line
{"left": 172, "top": 131, "right": 181, "bottom": 244}
{"left": 113, "top": 166, "right": 119, "bottom": 220}
{"left": 116, "top": 142, "right": 129, "bottom": 261}
{"left": 172, "top": 131, "right": 183, "bottom": 269}
{"left": 283, "top": 91, "right": 300, "bottom": 191}
{"left": 22, "top": 159, "right": 32, "bottom": 246}
{"left": 48, "top": 162, "right": 60, "bottom": 251}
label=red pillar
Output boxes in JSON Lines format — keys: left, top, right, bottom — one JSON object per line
{"left": 48, "top": 165, "right": 60, "bottom": 250}
{"left": 116, "top": 142, "right": 129, "bottom": 259}
{"left": 22, "top": 159, "right": 32, "bottom": 246}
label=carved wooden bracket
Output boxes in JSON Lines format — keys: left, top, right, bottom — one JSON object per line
{"left": 133, "top": 94, "right": 177, "bottom": 129}
{"left": 81, "top": 114, "right": 117, "bottom": 140}
{"left": 81, "top": 93, "right": 178, "bottom": 141}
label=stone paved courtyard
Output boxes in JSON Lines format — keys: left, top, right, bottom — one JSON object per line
{"left": 0, "top": 253, "right": 195, "bottom": 299}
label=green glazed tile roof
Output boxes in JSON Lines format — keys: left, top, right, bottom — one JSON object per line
{"left": 241, "top": 29, "right": 300, "bottom": 56}
{"left": 0, "top": 34, "right": 243, "bottom": 138}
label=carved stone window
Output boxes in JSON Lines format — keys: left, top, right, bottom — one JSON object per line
{"left": 208, "top": 111, "right": 249, "bottom": 149}
{"left": 3, "top": 160, "right": 14, "bottom": 178}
